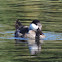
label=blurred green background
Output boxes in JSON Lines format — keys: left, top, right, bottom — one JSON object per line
{"left": 0, "top": 0, "right": 62, "bottom": 32}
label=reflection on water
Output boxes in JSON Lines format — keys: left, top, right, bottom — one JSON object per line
{"left": 28, "top": 40, "right": 42, "bottom": 55}
{"left": 29, "top": 43, "right": 41, "bottom": 55}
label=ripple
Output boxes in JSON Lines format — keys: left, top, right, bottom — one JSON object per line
{"left": 0, "top": 31, "right": 62, "bottom": 40}
{"left": 44, "top": 31, "right": 62, "bottom": 40}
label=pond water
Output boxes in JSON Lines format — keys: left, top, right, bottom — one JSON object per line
{"left": 0, "top": 24, "right": 62, "bottom": 62}
{"left": 0, "top": 0, "right": 62, "bottom": 62}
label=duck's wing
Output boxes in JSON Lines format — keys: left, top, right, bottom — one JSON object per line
{"left": 19, "top": 26, "right": 29, "bottom": 34}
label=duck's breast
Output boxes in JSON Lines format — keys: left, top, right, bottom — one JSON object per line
{"left": 25, "top": 30, "right": 36, "bottom": 39}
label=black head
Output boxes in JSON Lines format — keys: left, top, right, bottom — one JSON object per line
{"left": 31, "top": 20, "right": 40, "bottom": 25}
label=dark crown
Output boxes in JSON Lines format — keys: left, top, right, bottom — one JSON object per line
{"left": 31, "top": 20, "right": 40, "bottom": 25}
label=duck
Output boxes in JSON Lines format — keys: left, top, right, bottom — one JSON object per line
{"left": 15, "top": 19, "right": 45, "bottom": 55}
{"left": 15, "top": 19, "right": 45, "bottom": 41}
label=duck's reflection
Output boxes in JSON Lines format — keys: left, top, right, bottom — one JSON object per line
{"left": 15, "top": 38, "right": 44, "bottom": 55}
{"left": 28, "top": 40, "right": 42, "bottom": 55}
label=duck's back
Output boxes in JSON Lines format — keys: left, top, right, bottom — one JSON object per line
{"left": 19, "top": 26, "right": 29, "bottom": 34}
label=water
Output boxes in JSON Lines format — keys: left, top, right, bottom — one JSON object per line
{"left": 0, "top": 23, "right": 62, "bottom": 62}
{"left": 0, "top": 0, "right": 62, "bottom": 62}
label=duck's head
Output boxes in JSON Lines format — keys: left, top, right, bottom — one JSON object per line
{"left": 29, "top": 20, "right": 43, "bottom": 35}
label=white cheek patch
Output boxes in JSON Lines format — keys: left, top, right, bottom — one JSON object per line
{"left": 37, "top": 23, "right": 42, "bottom": 30}
{"left": 29, "top": 23, "right": 39, "bottom": 31}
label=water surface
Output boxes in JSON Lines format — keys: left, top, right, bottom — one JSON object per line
{"left": 0, "top": 0, "right": 62, "bottom": 62}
